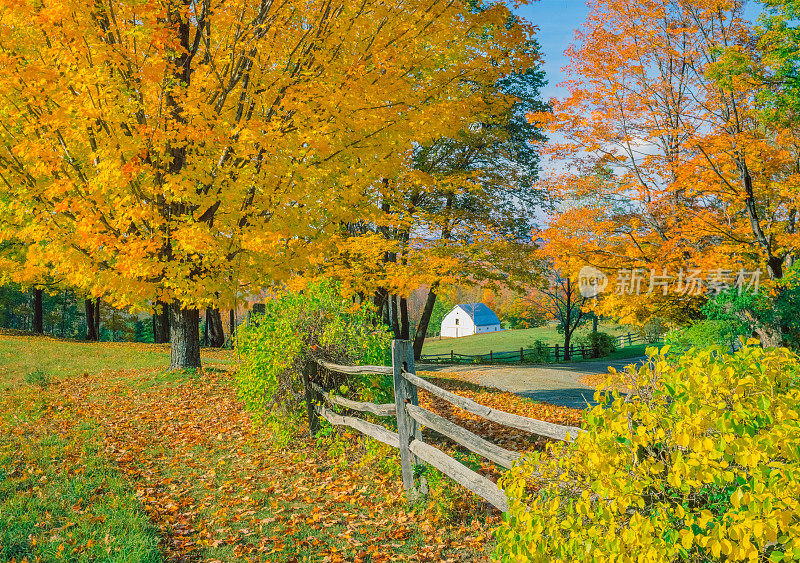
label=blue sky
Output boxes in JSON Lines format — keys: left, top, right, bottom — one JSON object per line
{"left": 513, "top": 0, "right": 591, "bottom": 101}
{"left": 512, "top": 1, "right": 764, "bottom": 103}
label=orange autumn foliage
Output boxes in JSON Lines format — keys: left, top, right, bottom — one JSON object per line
{"left": 535, "top": 0, "right": 800, "bottom": 326}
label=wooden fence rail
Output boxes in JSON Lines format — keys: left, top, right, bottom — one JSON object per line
{"left": 303, "top": 340, "right": 585, "bottom": 512}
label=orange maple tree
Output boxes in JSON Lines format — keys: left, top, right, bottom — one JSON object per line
{"left": 0, "top": 0, "right": 536, "bottom": 367}
{"left": 537, "top": 0, "right": 800, "bottom": 340}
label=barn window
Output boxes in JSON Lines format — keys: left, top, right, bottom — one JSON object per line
{"left": 455, "top": 319, "right": 459, "bottom": 325}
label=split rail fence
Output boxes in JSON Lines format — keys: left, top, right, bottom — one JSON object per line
{"left": 420, "top": 332, "right": 661, "bottom": 364}
{"left": 303, "top": 340, "right": 584, "bottom": 512}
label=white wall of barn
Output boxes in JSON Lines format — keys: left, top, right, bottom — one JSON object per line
{"left": 440, "top": 307, "right": 503, "bottom": 338}
{"left": 440, "top": 307, "right": 477, "bottom": 338}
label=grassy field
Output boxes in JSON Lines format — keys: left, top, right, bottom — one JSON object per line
{"left": 421, "top": 323, "right": 633, "bottom": 357}
{"left": 0, "top": 330, "right": 233, "bottom": 392}
{"left": 0, "top": 333, "right": 579, "bottom": 561}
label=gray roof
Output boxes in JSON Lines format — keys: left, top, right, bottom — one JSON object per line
{"left": 455, "top": 303, "right": 500, "bottom": 326}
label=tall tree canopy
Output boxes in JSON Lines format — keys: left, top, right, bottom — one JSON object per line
{"left": 538, "top": 0, "right": 799, "bottom": 342}
{"left": 0, "top": 0, "right": 536, "bottom": 367}
{"left": 758, "top": 0, "right": 800, "bottom": 122}
{"left": 317, "top": 24, "right": 548, "bottom": 356}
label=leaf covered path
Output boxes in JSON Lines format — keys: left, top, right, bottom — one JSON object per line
{"left": 56, "top": 367, "right": 494, "bottom": 561}
{"left": 0, "top": 337, "right": 586, "bottom": 562}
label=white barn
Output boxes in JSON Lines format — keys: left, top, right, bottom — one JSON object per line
{"left": 440, "top": 303, "right": 502, "bottom": 338}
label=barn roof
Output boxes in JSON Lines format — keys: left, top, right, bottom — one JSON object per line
{"left": 455, "top": 303, "right": 500, "bottom": 326}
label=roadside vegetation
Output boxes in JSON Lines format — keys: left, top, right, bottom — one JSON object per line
{"left": 497, "top": 344, "right": 800, "bottom": 561}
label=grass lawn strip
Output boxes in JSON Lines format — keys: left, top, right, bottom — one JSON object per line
{"left": 0, "top": 381, "right": 161, "bottom": 562}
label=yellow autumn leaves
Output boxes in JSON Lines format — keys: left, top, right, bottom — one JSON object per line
{"left": 0, "top": 0, "right": 536, "bottom": 313}
{"left": 495, "top": 344, "right": 800, "bottom": 562}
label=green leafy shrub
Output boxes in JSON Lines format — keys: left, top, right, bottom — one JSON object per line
{"left": 524, "top": 340, "right": 551, "bottom": 364}
{"left": 577, "top": 331, "right": 617, "bottom": 357}
{"left": 235, "top": 280, "right": 392, "bottom": 429}
{"left": 638, "top": 316, "right": 669, "bottom": 343}
{"left": 665, "top": 319, "right": 740, "bottom": 350}
{"left": 703, "top": 267, "right": 800, "bottom": 350}
{"left": 495, "top": 344, "right": 800, "bottom": 562}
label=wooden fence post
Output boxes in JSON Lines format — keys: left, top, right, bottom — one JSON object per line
{"left": 303, "top": 360, "right": 321, "bottom": 436}
{"left": 555, "top": 344, "right": 560, "bottom": 362}
{"left": 519, "top": 347, "right": 524, "bottom": 362}
{"left": 392, "top": 340, "right": 426, "bottom": 500}
{"left": 450, "top": 350, "right": 454, "bottom": 361}
{"left": 489, "top": 350, "right": 493, "bottom": 362}
{"left": 627, "top": 332, "right": 633, "bottom": 346}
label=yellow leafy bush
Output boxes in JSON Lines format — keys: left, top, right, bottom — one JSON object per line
{"left": 495, "top": 344, "right": 800, "bottom": 562}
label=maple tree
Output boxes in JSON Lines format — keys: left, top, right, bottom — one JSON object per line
{"left": 536, "top": 0, "right": 799, "bottom": 343}
{"left": 316, "top": 24, "right": 548, "bottom": 358}
{"left": 0, "top": 0, "right": 534, "bottom": 369}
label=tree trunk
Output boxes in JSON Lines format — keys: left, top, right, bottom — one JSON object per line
{"left": 755, "top": 324, "right": 783, "bottom": 348}
{"left": 229, "top": 309, "right": 235, "bottom": 342}
{"left": 563, "top": 330, "right": 572, "bottom": 361}
{"left": 153, "top": 300, "right": 170, "bottom": 344}
{"left": 59, "top": 290, "right": 66, "bottom": 337}
{"left": 32, "top": 288, "right": 43, "bottom": 334}
{"left": 390, "top": 294, "right": 400, "bottom": 338}
{"left": 740, "top": 162, "right": 784, "bottom": 280}
{"left": 399, "top": 297, "right": 410, "bottom": 340}
{"left": 85, "top": 299, "right": 98, "bottom": 341}
{"left": 93, "top": 300, "right": 100, "bottom": 340}
{"left": 169, "top": 303, "right": 201, "bottom": 370}
{"left": 378, "top": 289, "right": 390, "bottom": 326}
{"left": 413, "top": 287, "right": 438, "bottom": 360}
{"left": 207, "top": 308, "right": 225, "bottom": 348}
{"left": 726, "top": 301, "right": 784, "bottom": 348}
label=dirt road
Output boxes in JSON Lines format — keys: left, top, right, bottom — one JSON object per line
{"left": 419, "top": 356, "right": 645, "bottom": 409}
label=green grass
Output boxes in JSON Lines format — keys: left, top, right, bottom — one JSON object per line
{"left": 421, "top": 323, "right": 632, "bottom": 357}
{"left": 0, "top": 337, "right": 164, "bottom": 389}
{"left": 0, "top": 407, "right": 162, "bottom": 562}
{"left": 0, "top": 335, "right": 232, "bottom": 392}
{"left": 605, "top": 343, "right": 652, "bottom": 361}
{"left": 0, "top": 334, "right": 229, "bottom": 562}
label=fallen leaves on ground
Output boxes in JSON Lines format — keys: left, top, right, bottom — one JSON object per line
{"left": 577, "top": 371, "right": 630, "bottom": 393}
{"left": 2, "top": 345, "right": 585, "bottom": 562}
{"left": 52, "top": 367, "right": 554, "bottom": 561}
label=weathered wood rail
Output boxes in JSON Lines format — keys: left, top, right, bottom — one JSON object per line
{"left": 304, "top": 340, "right": 584, "bottom": 512}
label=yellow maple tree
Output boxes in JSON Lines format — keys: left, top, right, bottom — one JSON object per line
{"left": 0, "top": 0, "right": 535, "bottom": 367}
